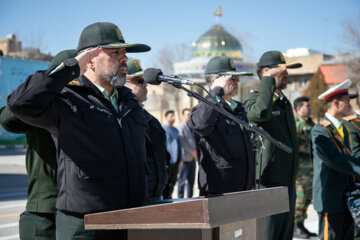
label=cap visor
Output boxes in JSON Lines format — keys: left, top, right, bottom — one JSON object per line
{"left": 277, "top": 62, "right": 302, "bottom": 69}
{"left": 129, "top": 71, "right": 144, "bottom": 77}
{"left": 99, "top": 43, "right": 151, "bottom": 53}
{"left": 349, "top": 93, "right": 358, "bottom": 99}
{"left": 219, "top": 71, "right": 254, "bottom": 76}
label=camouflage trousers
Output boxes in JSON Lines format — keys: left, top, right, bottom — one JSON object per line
{"left": 295, "top": 158, "right": 313, "bottom": 224}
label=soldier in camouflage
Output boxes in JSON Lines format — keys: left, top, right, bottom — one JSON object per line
{"left": 293, "top": 96, "right": 317, "bottom": 239}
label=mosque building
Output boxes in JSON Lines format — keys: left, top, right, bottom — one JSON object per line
{"left": 144, "top": 6, "right": 339, "bottom": 123}
{"left": 143, "top": 6, "right": 257, "bottom": 123}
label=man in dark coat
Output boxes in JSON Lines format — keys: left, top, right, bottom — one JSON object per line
{"left": 242, "top": 51, "right": 302, "bottom": 240}
{"left": 125, "top": 58, "right": 167, "bottom": 201}
{"left": 189, "top": 56, "right": 255, "bottom": 196}
{"left": 7, "top": 22, "right": 150, "bottom": 240}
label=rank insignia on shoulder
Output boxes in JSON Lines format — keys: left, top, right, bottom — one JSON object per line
{"left": 68, "top": 80, "right": 80, "bottom": 85}
{"left": 320, "top": 119, "right": 331, "bottom": 127}
{"left": 250, "top": 89, "right": 259, "bottom": 93}
{"left": 343, "top": 115, "right": 358, "bottom": 121}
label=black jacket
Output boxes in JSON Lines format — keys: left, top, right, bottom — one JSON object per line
{"left": 189, "top": 87, "right": 255, "bottom": 195}
{"left": 143, "top": 110, "right": 167, "bottom": 201}
{"left": 7, "top": 59, "right": 147, "bottom": 214}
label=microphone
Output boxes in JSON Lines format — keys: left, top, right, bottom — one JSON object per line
{"left": 143, "top": 68, "right": 195, "bottom": 85}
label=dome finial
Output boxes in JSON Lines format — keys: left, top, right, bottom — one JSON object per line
{"left": 213, "top": 5, "right": 223, "bottom": 24}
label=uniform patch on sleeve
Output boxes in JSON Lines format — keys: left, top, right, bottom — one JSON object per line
{"left": 320, "top": 119, "right": 331, "bottom": 127}
{"left": 68, "top": 80, "right": 80, "bottom": 85}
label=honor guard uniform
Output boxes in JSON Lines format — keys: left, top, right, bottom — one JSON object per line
{"left": 243, "top": 51, "right": 302, "bottom": 240}
{"left": 312, "top": 79, "right": 360, "bottom": 240}
{"left": 343, "top": 94, "right": 360, "bottom": 240}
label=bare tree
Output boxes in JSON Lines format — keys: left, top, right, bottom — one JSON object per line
{"left": 303, "top": 69, "right": 328, "bottom": 120}
{"left": 234, "top": 32, "right": 256, "bottom": 62}
{"left": 152, "top": 43, "right": 191, "bottom": 74}
{"left": 342, "top": 15, "right": 360, "bottom": 85}
{"left": 343, "top": 15, "right": 360, "bottom": 53}
{"left": 150, "top": 43, "right": 192, "bottom": 114}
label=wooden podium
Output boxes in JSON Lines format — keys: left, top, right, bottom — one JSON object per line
{"left": 85, "top": 187, "right": 289, "bottom": 240}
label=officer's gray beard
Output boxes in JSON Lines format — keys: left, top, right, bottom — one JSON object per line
{"left": 98, "top": 65, "right": 127, "bottom": 88}
{"left": 110, "top": 73, "right": 126, "bottom": 87}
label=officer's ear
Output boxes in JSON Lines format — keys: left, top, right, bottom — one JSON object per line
{"left": 295, "top": 105, "right": 302, "bottom": 113}
{"left": 210, "top": 78, "right": 216, "bottom": 85}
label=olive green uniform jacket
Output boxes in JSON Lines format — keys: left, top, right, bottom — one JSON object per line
{"left": 0, "top": 106, "right": 57, "bottom": 213}
{"left": 243, "top": 76, "right": 299, "bottom": 186}
{"left": 311, "top": 116, "right": 360, "bottom": 213}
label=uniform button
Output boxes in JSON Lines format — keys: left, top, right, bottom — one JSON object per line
{"left": 72, "top": 71, "right": 76, "bottom": 76}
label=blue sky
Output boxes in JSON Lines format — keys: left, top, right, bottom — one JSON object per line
{"left": 0, "top": 0, "right": 359, "bottom": 69}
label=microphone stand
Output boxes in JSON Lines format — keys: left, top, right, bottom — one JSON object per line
{"left": 170, "top": 83, "right": 292, "bottom": 189}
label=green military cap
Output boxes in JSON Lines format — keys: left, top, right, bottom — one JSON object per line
{"left": 205, "top": 56, "right": 253, "bottom": 76}
{"left": 257, "top": 51, "right": 302, "bottom": 68}
{"left": 50, "top": 49, "right": 77, "bottom": 68}
{"left": 126, "top": 59, "right": 143, "bottom": 77}
{"left": 77, "top": 22, "right": 151, "bottom": 53}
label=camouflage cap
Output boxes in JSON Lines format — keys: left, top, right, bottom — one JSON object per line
{"left": 77, "top": 22, "right": 151, "bottom": 53}
{"left": 126, "top": 59, "right": 143, "bottom": 77}
{"left": 205, "top": 56, "right": 253, "bottom": 76}
{"left": 50, "top": 49, "right": 77, "bottom": 68}
{"left": 257, "top": 51, "right": 302, "bottom": 69}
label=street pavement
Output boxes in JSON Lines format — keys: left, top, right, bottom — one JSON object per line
{"left": 0, "top": 149, "right": 26, "bottom": 240}
{"left": 0, "top": 150, "right": 319, "bottom": 239}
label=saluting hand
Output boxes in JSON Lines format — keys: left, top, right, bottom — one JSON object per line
{"left": 210, "top": 75, "right": 232, "bottom": 90}
{"left": 262, "top": 66, "right": 288, "bottom": 89}
{"left": 263, "top": 66, "right": 286, "bottom": 78}
{"left": 75, "top": 47, "right": 102, "bottom": 76}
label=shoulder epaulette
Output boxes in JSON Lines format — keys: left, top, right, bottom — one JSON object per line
{"left": 68, "top": 80, "right": 80, "bottom": 86}
{"left": 343, "top": 114, "right": 357, "bottom": 121}
{"left": 249, "top": 89, "right": 259, "bottom": 93}
{"left": 320, "top": 119, "right": 331, "bottom": 128}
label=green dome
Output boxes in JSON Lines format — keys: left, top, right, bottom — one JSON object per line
{"left": 191, "top": 24, "right": 243, "bottom": 60}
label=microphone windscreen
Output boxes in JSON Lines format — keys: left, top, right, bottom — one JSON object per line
{"left": 143, "top": 68, "right": 162, "bottom": 85}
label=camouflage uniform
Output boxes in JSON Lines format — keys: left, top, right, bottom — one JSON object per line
{"left": 295, "top": 116, "right": 315, "bottom": 224}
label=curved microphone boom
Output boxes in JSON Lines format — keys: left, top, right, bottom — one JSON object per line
{"left": 143, "top": 68, "right": 195, "bottom": 85}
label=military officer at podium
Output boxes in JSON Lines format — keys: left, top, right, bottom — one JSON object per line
{"left": 312, "top": 79, "right": 360, "bottom": 239}
{"left": 243, "top": 51, "right": 302, "bottom": 240}
{"left": 7, "top": 22, "right": 150, "bottom": 240}
{"left": 189, "top": 56, "right": 255, "bottom": 196}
